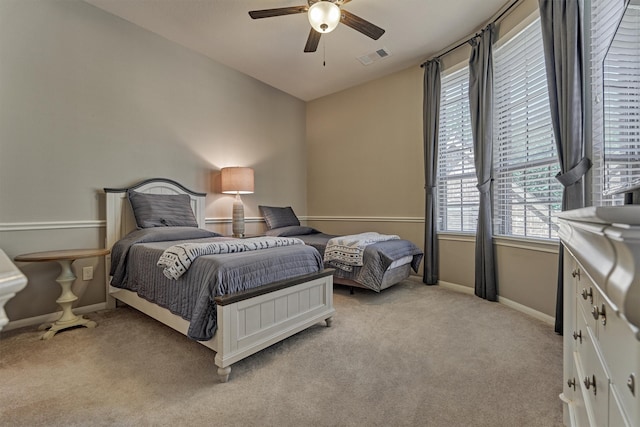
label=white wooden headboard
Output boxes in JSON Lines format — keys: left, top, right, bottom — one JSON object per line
{"left": 103, "top": 178, "right": 207, "bottom": 250}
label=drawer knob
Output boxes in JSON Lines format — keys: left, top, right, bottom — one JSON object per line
{"left": 567, "top": 378, "right": 576, "bottom": 391}
{"left": 629, "top": 374, "right": 636, "bottom": 396}
{"left": 572, "top": 330, "right": 583, "bottom": 343}
{"left": 581, "top": 287, "right": 593, "bottom": 303}
{"left": 584, "top": 375, "right": 597, "bottom": 395}
{"left": 591, "top": 304, "right": 607, "bottom": 325}
{"left": 572, "top": 269, "right": 581, "bottom": 280}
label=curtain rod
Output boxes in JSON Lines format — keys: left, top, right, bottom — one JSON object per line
{"left": 420, "top": 0, "right": 522, "bottom": 67}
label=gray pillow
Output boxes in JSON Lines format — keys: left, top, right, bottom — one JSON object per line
{"left": 127, "top": 189, "right": 198, "bottom": 229}
{"left": 259, "top": 205, "right": 300, "bottom": 230}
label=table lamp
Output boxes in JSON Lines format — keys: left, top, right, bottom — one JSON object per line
{"left": 221, "top": 167, "right": 254, "bottom": 237}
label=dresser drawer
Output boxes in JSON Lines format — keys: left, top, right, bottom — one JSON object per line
{"left": 577, "top": 327, "right": 609, "bottom": 427}
{"left": 598, "top": 298, "right": 640, "bottom": 424}
{"left": 575, "top": 272, "right": 599, "bottom": 334}
{"left": 570, "top": 352, "right": 591, "bottom": 427}
{"left": 610, "top": 384, "right": 634, "bottom": 427}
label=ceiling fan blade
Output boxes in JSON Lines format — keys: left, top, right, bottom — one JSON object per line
{"left": 304, "top": 28, "right": 321, "bottom": 53}
{"left": 248, "top": 6, "right": 307, "bottom": 19}
{"left": 340, "top": 9, "right": 385, "bottom": 40}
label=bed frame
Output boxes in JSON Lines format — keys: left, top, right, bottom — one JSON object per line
{"left": 333, "top": 263, "right": 413, "bottom": 293}
{"left": 103, "top": 178, "right": 335, "bottom": 382}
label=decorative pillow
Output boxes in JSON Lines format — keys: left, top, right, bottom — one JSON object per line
{"left": 259, "top": 205, "right": 300, "bottom": 230}
{"left": 265, "top": 226, "right": 319, "bottom": 237}
{"left": 127, "top": 189, "right": 199, "bottom": 229}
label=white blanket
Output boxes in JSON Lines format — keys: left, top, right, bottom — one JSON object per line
{"left": 324, "top": 232, "right": 400, "bottom": 272}
{"left": 157, "top": 236, "right": 304, "bottom": 280}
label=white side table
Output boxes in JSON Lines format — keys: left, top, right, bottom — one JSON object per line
{"left": 14, "top": 248, "right": 110, "bottom": 340}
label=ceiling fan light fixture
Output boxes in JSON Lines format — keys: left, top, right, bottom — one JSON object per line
{"left": 308, "top": 1, "right": 341, "bottom": 33}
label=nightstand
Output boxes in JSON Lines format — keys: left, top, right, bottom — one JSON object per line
{"left": 14, "top": 248, "right": 110, "bottom": 340}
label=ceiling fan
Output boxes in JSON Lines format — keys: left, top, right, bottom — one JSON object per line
{"left": 248, "top": 0, "right": 385, "bottom": 53}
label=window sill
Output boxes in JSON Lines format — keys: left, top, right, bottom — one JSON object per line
{"left": 437, "top": 232, "right": 559, "bottom": 254}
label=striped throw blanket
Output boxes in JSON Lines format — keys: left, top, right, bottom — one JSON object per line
{"left": 324, "top": 232, "right": 400, "bottom": 272}
{"left": 157, "top": 236, "right": 304, "bottom": 280}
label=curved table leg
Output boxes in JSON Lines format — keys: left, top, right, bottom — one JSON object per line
{"left": 325, "top": 317, "right": 333, "bottom": 327}
{"left": 40, "top": 259, "right": 97, "bottom": 340}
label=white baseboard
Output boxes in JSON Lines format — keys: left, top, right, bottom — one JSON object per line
{"left": 498, "top": 295, "right": 555, "bottom": 326}
{"left": 437, "top": 280, "right": 475, "bottom": 295}
{"left": 4, "top": 303, "right": 107, "bottom": 331}
{"left": 438, "top": 280, "right": 555, "bottom": 326}
{"left": 5, "top": 280, "right": 555, "bottom": 331}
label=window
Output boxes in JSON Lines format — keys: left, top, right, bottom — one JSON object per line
{"left": 436, "top": 16, "right": 561, "bottom": 240}
{"left": 591, "top": 0, "right": 627, "bottom": 205}
{"left": 437, "top": 67, "right": 478, "bottom": 233}
{"left": 493, "top": 18, "right": 561, "bottom": 239}
{"left": 600, "top": 0, "right": 640, "bottom": 202}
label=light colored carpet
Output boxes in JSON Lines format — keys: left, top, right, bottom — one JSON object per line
{"left": 0, "top": 279, "right": 563, "bottom": 427}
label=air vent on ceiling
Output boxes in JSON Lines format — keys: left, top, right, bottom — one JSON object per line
{"left": 357, "top": 47, "right": 392, "bottom": 66}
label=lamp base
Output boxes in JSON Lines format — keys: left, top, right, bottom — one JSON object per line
{"left": 231, "top": 194, "right": 245, "bottom": 238}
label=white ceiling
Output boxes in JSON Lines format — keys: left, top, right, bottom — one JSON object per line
{"left": 83, "top": 0, "right": 509, "bottom": 101}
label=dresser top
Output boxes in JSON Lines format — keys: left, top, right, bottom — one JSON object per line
{"left": 556, "top": 205, "right": 640, "bottom": 225}
{"left": 558, "top": 206, "right": 640, "bottom": 334}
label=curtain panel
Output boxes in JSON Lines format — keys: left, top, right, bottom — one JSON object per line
{"left": 538, "top": 0, "right": 591, "bottom": 334}
{"left": 468, "top": 23, "right": 498, "bottom": 301}
{"left": 423, "top": 59, "right": 441, "bottom": 285}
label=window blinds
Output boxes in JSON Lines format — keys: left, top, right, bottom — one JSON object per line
{"left": 591, "top": 0, "right": 627, "bottom": 205}
{"left": 493, "top": 19, "right": 561, "bottom": 239}
{"left": 437, "top": 67, "right": 478, "bottom": 233}
{"left": 602, "top": 3, "right": 640, "bottom": 197}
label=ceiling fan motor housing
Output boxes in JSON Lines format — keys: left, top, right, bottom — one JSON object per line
{"left": 308, "top": 1, "right": 341, "bottom": 33}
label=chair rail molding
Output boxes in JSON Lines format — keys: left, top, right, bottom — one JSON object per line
{"left": 0, "top": 220, "right": 105, "bottom": 232}
{"left": 303, "top": 216, "right": 424, "bottom": 223}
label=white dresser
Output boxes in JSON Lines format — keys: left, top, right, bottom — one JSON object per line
{"left": 557, "top": 207, "right": 640, "bottom": 427}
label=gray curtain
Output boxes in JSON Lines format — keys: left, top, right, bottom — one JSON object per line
{"left": 469, "top": 24, "right": 497, "bottom": 301}
{"left": 539, "top": 0, "right": 591, "bottom": 334}
{"left": 423, "top": 59, "right": 441, "bottom": 285}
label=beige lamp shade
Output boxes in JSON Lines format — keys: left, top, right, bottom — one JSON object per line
{"left": 221, "top": 167, "right": 254, "bottom": 194}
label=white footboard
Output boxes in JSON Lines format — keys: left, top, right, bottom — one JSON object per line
{"left": 213, "top": 270, "right": 334, "bottom": 381}
{"left": 109, "top": 269, "right": 334, "bottom": 382}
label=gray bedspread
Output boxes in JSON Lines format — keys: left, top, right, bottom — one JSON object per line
{"left": 295, "top": 232, "right": 423, "bottom": 292}
{"left": 109, "top": 228, "right": 323, "bottom": 341}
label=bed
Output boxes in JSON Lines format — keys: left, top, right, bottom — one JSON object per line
{"left": 259, "top": 206, "right": 424, "bottom": 292}
{"left": 103, "top": 178, "right": 335, "bottom": 383}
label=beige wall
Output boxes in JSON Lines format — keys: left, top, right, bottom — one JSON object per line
{"left": 306, "top": 0, "right": 560, "bottom": 319}
{"left": 306, "top": 65, "right": 424, "bottom": 233}
{"left": 0, "top": 0, "right": 307, "bottom": 322}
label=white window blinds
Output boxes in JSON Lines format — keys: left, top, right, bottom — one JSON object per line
{"left": 591, "top": 0, "right": 627, "bottom": 205}
{"left": 437, "top": 67, "right": 478, "bottom": 233}
{"left": 493, "top": 19, "right": 561, "bottom": 239}
{"left": 602, "top": 2, "right": 640, "bottom": 197}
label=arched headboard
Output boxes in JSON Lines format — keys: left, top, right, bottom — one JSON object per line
{"left": 103, "top": 178, "right": 206, "bottom": 251}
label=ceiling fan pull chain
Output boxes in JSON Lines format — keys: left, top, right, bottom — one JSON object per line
{"left": 323, "top": 39, "right": 326, "bottom": 67}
